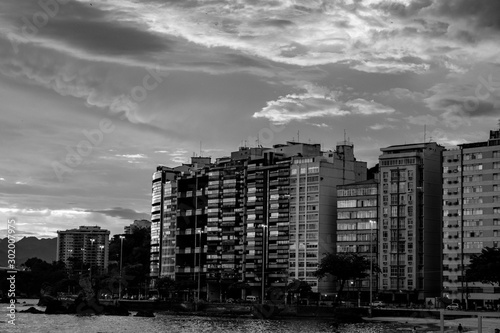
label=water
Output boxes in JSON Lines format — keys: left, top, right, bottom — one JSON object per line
{"left": 0, "top": 300, "right": 404, "bottom": 333}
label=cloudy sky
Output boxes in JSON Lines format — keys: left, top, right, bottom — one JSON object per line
{"left": 1, "top": 0, "right": 500, "bottom": 239}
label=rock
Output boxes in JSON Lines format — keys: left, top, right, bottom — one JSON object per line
{"left": 135, "top": 310, "right": 155, "bottom": 317}
{"left": 103, "top": 303, "right": 130, "bottom": 316}
{"left": 45, "top": 299, "right": 70, "bottom": 314}
{"left": 20, "top": 307, "right": 44, "bottom": 314}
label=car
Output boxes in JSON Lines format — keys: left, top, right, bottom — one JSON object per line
{"left": 245, "top": 296, "right": 258, "bottom": 303}
{"left": 370, "top": 301, "right": 386, "bottom": 308}
{"left": 446, "top": 304, "right": 460, "bottom": 310}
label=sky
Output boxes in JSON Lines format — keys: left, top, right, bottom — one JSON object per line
{"left": 1, "top": 0, "right": 500, "bottom": 239}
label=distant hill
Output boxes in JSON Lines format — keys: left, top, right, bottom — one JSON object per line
{"left": 0, "top": 237, "right": 57, "bottom": 267}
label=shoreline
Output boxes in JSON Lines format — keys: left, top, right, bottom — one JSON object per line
{"left": 13, "top": 299, "right": 500, "bottom": 332}
{"left": 364, "top": 316, "right": 500, "bottom": 333}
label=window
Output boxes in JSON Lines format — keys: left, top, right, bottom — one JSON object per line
{"left": 464, "top": 175, "right": 482, "bottom": 182}
{"left": 464, "top": 208, "right": 483, "bottom": 215}
{"left": 308, "top": 166, "right": 319, "bottom": 174}
{"left": 338, "top": 223, "right": 356, "bottom": 230}
{"left": 464, "top": 153, "right": 482, "bottom": 160}
{"left": 338, "top": 200, "right": 356, "bottom": 208}
{"left": 464, "top": 241, "right": 484, "bottom": 249}
{"left": 463, "top": 164, "right": 483, "bottom": 171}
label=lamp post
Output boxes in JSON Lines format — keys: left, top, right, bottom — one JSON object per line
{"left": 99, "top": 245, "right": 104, "bottom": 275}
{"left": 260, "top": 224, "right": 268, "bottom": 304}
{"left": 119, "top": 235, "right": 125, "bottom": 299}
{"left": 197, "top": 229, "right": 203, "bottom": 303}
{"left": 368, "top": 220, "right": 376, "bottom": 313}
{"left": 89, "top": 238, "right": 95, "bottom": 279}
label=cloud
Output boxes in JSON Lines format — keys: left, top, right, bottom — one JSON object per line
{"left": 405, "top": 114, "right": 439, "bottom": 126}
{"left": 346, "top": 99, "right": 396, "bottom": 115}
{"left": 87, "top": 207, "right": 149, "bottom": 221}
{"left": 370, "top": 123, "right": 395, "bottom": 130}
{"left": 115, "top": 154, "right": 147, "bottom": 159}
{"left": 253, "top": 83, "right": 396, "bottom": 124}
{"left": 424, "top": 76, "right": 500, "bottom": 128}
{"left": 377, "top": 88, "right": 426, "bottom": 102}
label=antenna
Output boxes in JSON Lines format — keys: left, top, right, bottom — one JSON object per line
{"left": 424, "top": 125, "right": 426, "bottom": 143}
{"left": 297, "top": 130, "right": 300, "bottom": 143}
{"left": 200, "top": 141, "right": 202, "bottom": 157}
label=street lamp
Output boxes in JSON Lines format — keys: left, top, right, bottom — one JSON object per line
{"left": 260, "top": 224, "right": 268, "bottom": 304}
{"left": 369, "top": 220, "right": 376, "bottom": 310}
{"left": 197, "top": 229, "right": 203, "bottom": 303}
{"left": 119, "top": 235, "right": 125, "bottom": 299}
{"left": 99, "top": 245, "right": 104, "bottom": 275}
{"left": 89, "top": 238, "right": 95, "bottom": 279}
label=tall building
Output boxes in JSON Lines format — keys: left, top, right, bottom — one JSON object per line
{"left": 378, "top": 142, "right": 444, "bottom": 302}
{"left": 336, "top": 179, "right": 379, "bottom": 301}
{"left": 150, "top": 166, "right": 178, "bottom": 280}
{"left": 149, "top": 160, "right": 210, "bottom": 282}
{"left": 56, "top": 225, "right": 110, "bottom": 274}
{"left": 149, "top": 141, "right": 367, "bottom": 299}
{"left": 443, "top": 129, "right": 500, "bottom": 309}
{"left": 288, "top": 141, "right": 367, "bottom": 293}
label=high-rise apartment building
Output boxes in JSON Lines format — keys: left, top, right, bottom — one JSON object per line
{"left": 378, "top": 142, "right": 444, "bottom": 302}
{"left": 150, "top": 160, "right": 210, "bottom": 283}
{"left": 336, "top": 179, "right": 378, "bottom": 300}
{"left": 56, "top": 225, "right": 109, "bottom": 274}
{"left": 443, "top": 129, "right": 500, "bottom": 309}
{"left": 288, "top": 141, "right": 367, "bottom": 293}
{"left": 150, "top": 141, "right": 367, "bottom": 299}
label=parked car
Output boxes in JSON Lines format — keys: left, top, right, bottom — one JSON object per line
{"left": 245, "top": 296, "right": 258, "bottom": 303}
{"left": 446, "top": 304, "right": 460, "bottom": 310}
{"left": 370, "top": 301, "right": 386, "bottom": 308}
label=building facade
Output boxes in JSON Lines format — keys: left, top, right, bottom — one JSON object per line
{"left": 442, "top": 129, "right": 500, "bottom": 309}
{"left": 288, "top": 141, "right": 367, "bottom": 293}
{"left": 56, "top": 225, "right": 109, "bottom": 275}
{"left": 336, "top": 179, "right": 378, "bottom": 301}
{"left": 378, "top": 142, "right": 444, "bottom": 302}
{"left": 149, "top": 141, "right": 367, "bottom": 299}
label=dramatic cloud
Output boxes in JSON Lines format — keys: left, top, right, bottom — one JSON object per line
{"left": 1, "top": 0, "right": 500, "bottom": 237}
{"left": 87, "top": 207, "right": 149, "bottom": 221}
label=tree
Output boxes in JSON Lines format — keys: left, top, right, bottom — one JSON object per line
{"left": 314, "top": 252, "right": 376, "bottom": 303}
{"left": 465, "top": 247, "right": 500, "bottom": 285}
{"left": 287, "top": 279, "right": 312, "bottom": 305}
{"left": 157, "top": 276, "right": 176, "bottom": 299}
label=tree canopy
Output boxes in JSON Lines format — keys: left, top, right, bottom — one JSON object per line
{"left": 465, "top": 247, "right": 500, "bottom": 285}
{"left": 314, "top": 252, "right": 376, "bottom": 301}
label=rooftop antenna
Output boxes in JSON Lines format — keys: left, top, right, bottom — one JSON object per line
{"left": 200, "top": 141, "right": 202, "bottom": 157}
{"left": 423, "top": 124, "right": 426, "bottom": 143}
{"left": 297, "top": 130, "right": 300, "bottom": 143}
